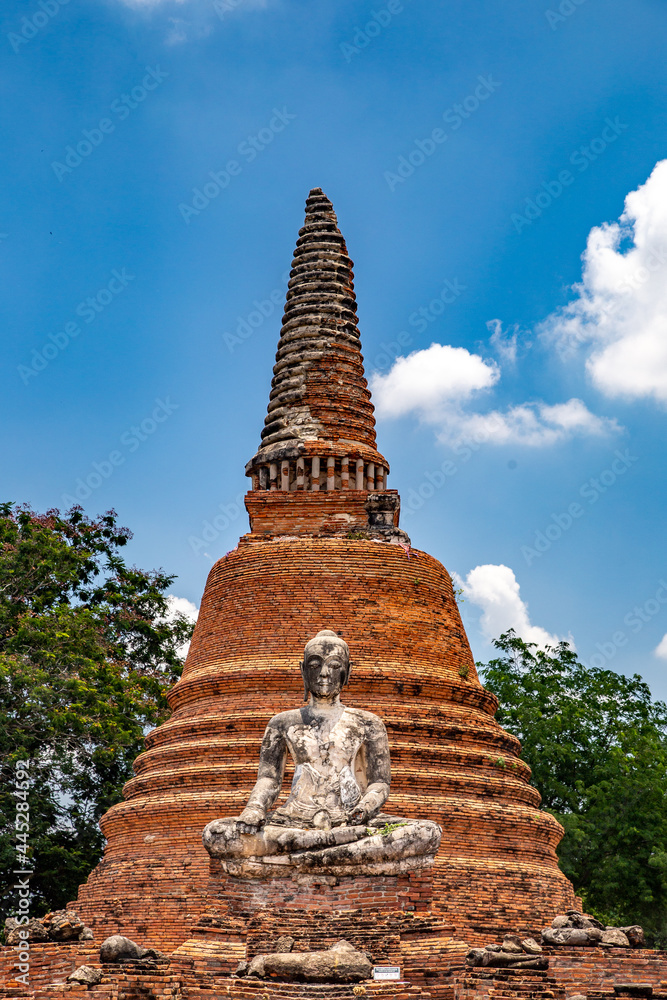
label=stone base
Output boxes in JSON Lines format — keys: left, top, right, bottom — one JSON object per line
{"left": 201, "top": 865, "right": 453, "bottom": 954}
{"left": 186, "top": 865, "right": 468, "bottom": 997}
{"left": 4, "top": 873, "right": 665, "bottom": 1000}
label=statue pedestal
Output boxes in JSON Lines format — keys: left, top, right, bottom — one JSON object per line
{"left": 171, "top": 862, "right": 470, "bottom": 997}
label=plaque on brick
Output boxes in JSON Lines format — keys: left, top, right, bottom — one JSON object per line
{"left": 373, "top": 966, "right": 401, "bottom": 980}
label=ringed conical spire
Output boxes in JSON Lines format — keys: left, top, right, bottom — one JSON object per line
{"left": 246, "top": 188, "right": 389, "bottom": 492}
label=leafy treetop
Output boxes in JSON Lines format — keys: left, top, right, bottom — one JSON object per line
{"left": 480, "top": 630, "right": 667, "bottom": 946}
{"left": 0, "top": 503, "right": 194, "bottom": 918}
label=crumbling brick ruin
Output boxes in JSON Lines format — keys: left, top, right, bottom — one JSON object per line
{"left": 3, "top": 189, "right": 665, "bottom": 999}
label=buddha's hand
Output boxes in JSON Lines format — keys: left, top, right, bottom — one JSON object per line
{"left": 347, "top": 803, "right": 370, "bottom": 826}
{"left": 237, "top": 806, "right": 266, "bottom": 834}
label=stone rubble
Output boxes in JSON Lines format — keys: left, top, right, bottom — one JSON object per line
{"left": 66, "top": 964, "right": 103, "bottom": 985}
{"left": 243, "top": 939, "right": 374, "bottom": 982}
{"left": 467, "top": 915, "right": 646, "bottom": 971}
{"left": 3, "top": 909, "right": 92, "bottom": 945}
{"left": 99, "top": 933, "right": 166, "bottom": 963}
{"left": 540, "top": 911, "right": 644, "bottom": 949}
{"left": 467, "top": 934, "right": 547, "bottom": 969}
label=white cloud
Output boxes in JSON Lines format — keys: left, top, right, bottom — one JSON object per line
{"left": 540, "top": 159, "right": 667, "bottom": 404}
{"left": 370, "top": 343, "right": 617, "bottom": 448}
{"left": 455, "top": 564, "right": 568, "bottom": 649}
{"left": 487, "top": 318, "right": 520, "bottom": 366}
{"left": 443, "top": 397, "right": 615, "bottom": 448}
{"left": 654, "top": 634, "right": 667, "bottom": 660}
{"left": 370, "top": 343, "right": 499, "bottom": 418}
{"left": 164, "top": 594, "right": 199, "bottom": 658}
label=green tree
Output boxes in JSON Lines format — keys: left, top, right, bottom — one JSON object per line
{"left": 480, "top": 630, "right": 667, "bottom": 947}
{"left": 0, "top": 503, "right": 194, "bottom": 921}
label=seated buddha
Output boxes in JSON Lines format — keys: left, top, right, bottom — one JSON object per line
{"left": 202, "top": 629, "right": 441, "bottom": 878}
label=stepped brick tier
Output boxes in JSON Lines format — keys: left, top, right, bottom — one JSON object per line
{"left": 4, "top": 941, "right": 667, "bottom": 1000}
{"left": 71, "top": 531, "right": 577, "bottom": 950}
{"left": 11, "top": 189, "right": 663, "bottom": 999}
{"left": 70, "top": 188, "right": 577, "bottom": 956}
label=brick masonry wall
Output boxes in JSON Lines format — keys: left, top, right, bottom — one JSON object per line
{"left": 0, "top": 942, "right": 97, "bottom": 993}
{"left": 244, "top": 489, "right": 398, "bottom": 537}
{"left": 19, "top": 971, "right": 437, "bottom": 1000}
{"left": 546, "top": 946, "right": 667, "bottom": 991}
{"left": 6, "top": 941, "right": 667, "bottom": 1000}
{"left": 452, "top": 952, "right": 667, "bottom": 1000}
{"left": 72, "top": 535, "right": 577, "bottom": 951}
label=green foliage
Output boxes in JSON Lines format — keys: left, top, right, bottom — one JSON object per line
{"left": 368, "top": 821, "right": 408, "bottom": 837}
{"left": 479, "top": 630, "right": 667, "bottom": 946}
{"left": 0, "top": 503, "right": 193, "bottom": 920}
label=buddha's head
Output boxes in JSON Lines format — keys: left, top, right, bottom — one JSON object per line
{"left": 300, "top": 629, "right": 350, "bottom": 702}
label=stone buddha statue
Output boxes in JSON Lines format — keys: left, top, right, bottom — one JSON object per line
{"left": 202, "top": 630, "right": 441, "bottom": 878}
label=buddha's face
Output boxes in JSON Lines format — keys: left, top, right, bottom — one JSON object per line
{"left": 301, "top": 638, "right": 349, "bottom": 699}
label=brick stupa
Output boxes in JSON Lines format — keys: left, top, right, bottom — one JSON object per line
{"left": 72, "top": 188, "right": 577, "bottom": 950}
{"left": 20, "top": 188, "right": 667, "bottom": 1000}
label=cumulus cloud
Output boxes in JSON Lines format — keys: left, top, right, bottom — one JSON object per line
{"left": 370, "top": 343, "right": 499, "bottom": 418}
{"left": 455, "top": 564, "right": 567, "bottom": 649}
{"left": 369, "top": 343, "right": 617, "bottom": 448}
{"left": 540, "top": 159, "right": 667, "bottom": 404}
{"left": 164, "top": 594, "right": 199, "bottom": 658}
{"left": 654, "top": 634, "right": 667, "bottom": 660}
{"left": 444, "top": 397, "right": 615, "bottom": 448}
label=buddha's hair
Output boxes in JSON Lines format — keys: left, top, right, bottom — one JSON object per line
{"left": 304, "top": 629, "right": 349, "bottom": 659}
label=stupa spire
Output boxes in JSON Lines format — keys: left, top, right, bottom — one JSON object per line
{"left": 246, "top": 188, "right": 389, "bottom": 492}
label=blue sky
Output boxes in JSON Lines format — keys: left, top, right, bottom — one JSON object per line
{"left": 3, "top": 0, "right": 667, "bottom": 699}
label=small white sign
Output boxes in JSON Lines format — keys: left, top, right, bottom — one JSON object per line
{"left": 373, "top": 966, "right": 401, "bottom": 980}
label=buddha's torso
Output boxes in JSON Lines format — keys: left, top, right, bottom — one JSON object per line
{"left": 268, "top": 707, "right": 372, "bottom": 827}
